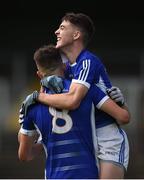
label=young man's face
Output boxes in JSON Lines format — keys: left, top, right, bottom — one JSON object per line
{"left": 55, "top": 20, "right": 79, "bottom": 49}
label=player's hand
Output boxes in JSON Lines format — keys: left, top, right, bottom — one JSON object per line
{"left": 41, "top": 75, "right": 63, "bottom": 94}
{"left": 20, "top": 90, "right": 39, "bottom": 117}
{"left": 106, "top": 86, "right": 125, "bottom": 107}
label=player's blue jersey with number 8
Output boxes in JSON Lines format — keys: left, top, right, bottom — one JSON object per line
{"left": 20, "top": 79, "right": 109, "bottom": 179}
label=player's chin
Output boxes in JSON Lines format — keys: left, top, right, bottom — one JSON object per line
{"left": 56, "top": 41, "right": 65, "bottom": 49}
{"left": 55, "top": 42, "right": 61, "bottom": 49}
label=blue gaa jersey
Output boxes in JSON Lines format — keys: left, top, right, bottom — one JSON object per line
{"left": 65, "top": 49, "right": 116, "bottom": 128}
{"left": 20, "top": 79, "right": 109, "bottom": 179}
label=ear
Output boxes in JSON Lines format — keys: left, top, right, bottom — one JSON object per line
{"left": 37, "top": 70, "right": 43, "bottom": 79}
{"left": 73, "top": 31, "right": 80, "bottom": 40}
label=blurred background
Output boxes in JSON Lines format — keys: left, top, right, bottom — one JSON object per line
{"left": 0, "top": 0, "right": 144, "bottom": 178}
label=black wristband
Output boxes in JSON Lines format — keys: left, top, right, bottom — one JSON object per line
{"left": 117, "top": 101, "right": 124, "bottom": 107}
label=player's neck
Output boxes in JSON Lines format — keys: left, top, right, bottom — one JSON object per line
{"left": 52, "top": 68, "right": 64, "bottom": 78}
{"left": 62, "top": 42, "right": 84, "bottom": 64}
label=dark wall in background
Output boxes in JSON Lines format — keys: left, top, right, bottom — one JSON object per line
{"left": 0, "top": 0, "right": 144, "bottom": 79}
{"left": 0, "top": 0, "right": 144, "bottom": 50}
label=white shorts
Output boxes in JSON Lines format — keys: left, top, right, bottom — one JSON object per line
{"left": 97, "top": 123, "right": 129, "bottom": 170}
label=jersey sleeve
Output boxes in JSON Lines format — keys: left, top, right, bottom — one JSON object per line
{"left": 72, "top": 59, "right": 96, "bottom": 89}
{"left": 90, "top": 85, "right": 110, "bottom": 109}
{"left": 95, "top": 63, "right": 112, "bottom": 93}
{"left": 19, "top": 108, "right": 37, "bottom": 137}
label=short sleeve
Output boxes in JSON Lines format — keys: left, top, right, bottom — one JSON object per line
{"left": 72, "top": 59, "right": 97, "bottom": 88}
{"left": 19, "top": 109, "right": 36, "bottom": 136}
{"left": 90, "top": 85, "right": 109, "bottom": 109}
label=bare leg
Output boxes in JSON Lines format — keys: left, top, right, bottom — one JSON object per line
{"left": 99, "top": 160, "right": 124, "bottom": 179}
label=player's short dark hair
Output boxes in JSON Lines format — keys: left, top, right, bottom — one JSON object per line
{"left": 34, "top": 44, "right": 62, "bottom": 72}
{"left": 61, "top": 12, "right": 95, "bottom": 46}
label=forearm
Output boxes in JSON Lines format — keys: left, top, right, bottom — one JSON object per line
{"left": 116, "top": 108, "right": 130, "bottom": 125}
{"left": 18, "top": 133, "right": 43, "bottom": 161}
{"left": 26, "top": 143, "right": 43, "bottom": 161}
{"left": 121, "top": 103, "right": 129, "bottom": 112}
{"left": 38, "top": 83, "right": 88, "bottom": 110}
{"left": 100, "top": 99, "right": 130, "bottom": 125}
{"left": 38, "top": 92, "right": 80, "bottom": 110}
